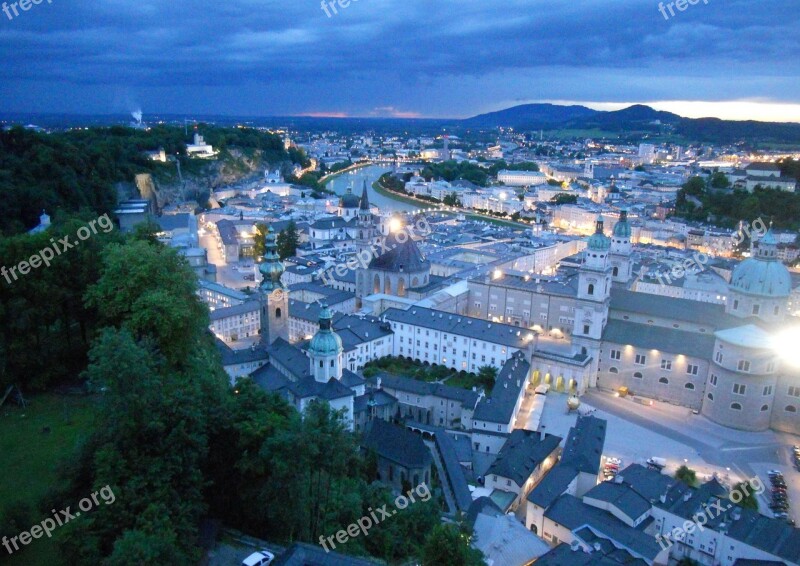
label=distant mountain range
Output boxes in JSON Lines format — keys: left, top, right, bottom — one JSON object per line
{"left": 463, "top": 103, "right": 800, "bottom": 144}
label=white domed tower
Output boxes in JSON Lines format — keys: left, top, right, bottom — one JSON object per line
{"left": 308, "top": 304, "right": 344, "bottom": 383}
{"left": 574, "top": 216, "right": 612, "bottom": 382}
{"left": 726, "top": 229, "right": 791, "bottom": 323}
{"left": 609, "top": 209, "right": 633, "bottom": 283}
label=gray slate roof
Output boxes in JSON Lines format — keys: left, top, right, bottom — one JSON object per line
{"left": 584, "top": 481, "right": 652, "bottom": 522}
{"left": 602, "top": 318, "right": 716, "bottom": 360}
{"left": 473, "top": 352, "right": 530, "bottom": 424}
{"left": 486, "top": 429, "right": 562, "bottom": 487}
{"left": 527, "top": 465, "right": 580, "bottom": 509}
{"left": 361, "top": 419, "right": 432, "bottom": 469}
{"left": 273, "top": 542, "right": 381, "bottom": 566}
{"left": 560, "top": 415, "right": 607, "bottom": 475}
{"left": 384, "top": 307, "right": 532, "bottom": 349}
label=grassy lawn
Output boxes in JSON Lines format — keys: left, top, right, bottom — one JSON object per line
{"left": 0, "top": 393, "right": 98, "bottom": 566}
{"left": 365, "top": 357, "right": 488, "bottom": 392}
{"left": 444, "top": 372, "right": 483, "bottom": 391}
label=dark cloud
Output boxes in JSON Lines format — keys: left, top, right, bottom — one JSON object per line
{"left": 0, "top": 0, "right": 798, "bottom": 117}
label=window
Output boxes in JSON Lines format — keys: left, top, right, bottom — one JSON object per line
{"left": 733, "top": 299, "right": 739, "bottom": 310}
{"left": 752, "top": 304, "right": 760, "bottom": 315}
{"left": 737, "top": 360, "right": 751, "bottom": 372}
{"left": 685, "top": 383, "right": 695, "bottom": 390}
{"left": 763, "top": 385, "right": 773, "bottom": 396}
{"left": 633, "top": 372, "right": 643, "bottom": 379}
{"left": 787, "top": 406, "right": 797, "bottom": 413}
{"left": 587, "top": 284, "right": 595, "bottom": 296}
{"left": 661, "top": 359, "right": 672, "bottom": 371}
{"left": 707, "top": 393, "right": 714, "bottom": 401}
{"left": 761, "top": 405, "right": 769, "bottom": 412}
{"left": 767, "top": 361, "right": 776, "bottom": 373}
{"left": 715, "top": 352, "right": 723, "bottom": 364}
{"left": 687, "top": 365, "right": 699, "bottom": 376}
{"left": 788, "top": 386, "right": 800, "bottom": 398}
{"left": 610, "top": 349, "right": 621, "bottom": 360}
{"left": 583, "top": 324, "right": 590, "bottom": 334}
{"left": 710, "top": 374, "right": 718, "bottom": 386}
{"left": 733, "top": 384, "right": 746, "bottom": 395}
{"left": 659, "top": 377, "right": 669, "bottom": 384}
{"left": 730, "top": 403, "right": 742, "bottom": 411}
{"left": 609, "top": 367, "right": 619, "bottom": 374}
{"left": 635, "top": 354, "right": 646, "bottom": 366}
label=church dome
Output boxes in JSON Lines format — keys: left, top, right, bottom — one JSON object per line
{"left": 613, "top": 209, "right": 631, "bottom": 238}
{"left": 339, "top": 188, "right": 360, "bottom": 209}
{"left": 729, "top": 229, "right": 791, "bottom": 298}
{"left": 309, "top": 305, "right": 343, "bottom": 356}
{"left": 587, "top": 215, "right": 611, "bottom": 251}
{"left": 369, "top": 231, "right": 431, "bottom": 273}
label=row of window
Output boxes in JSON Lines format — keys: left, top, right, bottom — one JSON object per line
{"left": 731, "top": 299, "right": 781, "bottom": 317}
{"left": 705, "top": 394, "right": 798, "bottom": 414}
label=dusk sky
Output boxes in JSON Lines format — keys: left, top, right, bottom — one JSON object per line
{"left": 1, "top": 0, "right": 799, "bottom": 121}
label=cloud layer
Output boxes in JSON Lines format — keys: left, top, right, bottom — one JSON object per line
{"left": 0, "top": 0, "right": 798, "bottom": 119}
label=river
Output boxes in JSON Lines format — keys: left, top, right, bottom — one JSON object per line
{"left": 324, "top": 164, "right": 420, "bottom": 212}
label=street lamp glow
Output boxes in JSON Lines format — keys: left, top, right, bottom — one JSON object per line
{"left": 773, "top": 326, "right": 800, "bottom": 367}
{"left": 388, "top": 218, "right": 403, "bottom": 233}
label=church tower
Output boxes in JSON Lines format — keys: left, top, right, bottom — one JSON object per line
{"left": 356, "top": 180, "right": 378, "bottom": 252}
{"left": 609, "top": 209, "right": 633, "bottom": 283}
{"left": 308, "top": 304, "right": 343, "bottom": 383}
{"left": 259, "top": 225, "right": 289, "bottom": 344}
{"left": 573, "top": 216, "right": 612, "bottom": 384}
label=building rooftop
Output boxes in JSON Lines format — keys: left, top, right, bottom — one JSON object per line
{"left": 602, "top": 318, "right": 717, "bottom": 360}
{"left": 486, "top": 429, "right": 562, "bottom": 487}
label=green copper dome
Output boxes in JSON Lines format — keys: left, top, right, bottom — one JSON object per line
{"left": 340, "top": 187, "right": 360, "bottom": 209}
{"left": 309, "top": 305, "right": 343, "bottom": 356}
{"left": 613, "top": 209, "right": 631, "bottom": 239}
{"left": 587, "top": 215, "right": 611, "bottom": 251}
{"left": 730, "top": 229, "right": 791, "bottom": 298}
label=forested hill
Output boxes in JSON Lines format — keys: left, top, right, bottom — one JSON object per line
{"left": 0, "top": 125, "right": 298, "bottom": 235}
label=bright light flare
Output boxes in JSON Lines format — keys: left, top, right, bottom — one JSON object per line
{"left": 773, "top": 327, "right": 800, "bottom": 367}
{"left": 389, "top": 218, "right": 403, "bottom": 233}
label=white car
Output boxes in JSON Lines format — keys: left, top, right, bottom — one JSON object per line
{"left": 242, "top": 549, "right": 275, "bottom": 566}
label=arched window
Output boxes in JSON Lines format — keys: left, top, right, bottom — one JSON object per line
{"left": 374, "top": 275, "right": 381, "bottom": 294}
{"left": 761, "top": 404, "right": 769, "bottom": 412}
{"left": 398, "top": 278, "right": 406, "bottom": 297}
{"left": 633, "top": 372, "right": 643, "bottom": 379}
{"left": 730, "top": 402, "right": 742, "bottom": 411}
{"left": 609, "top": 367, "right": 619, "bottom": 374}
{"left": 707, "top": 393, "right": 714, "bottom": 401}
{"left": 412, "top": 277, "right": 419, "bottom": 287}
{"left": 612, "top": 267, "right": 619, "bottom": 277}
{"left": 384, "top": 277, "right": 391, "bottom": 295}
{"left": 787, "top": 405, "right": 797, "bottom": 413}
{"left": 685, "top": 383, "right": 695, "bottom": 390}
{"left": 330, "top": 360, "right": 335, "bottom": 368}
{"left": 588, "top": 284, "right": 595, "bottom": 296}
{"left": 659, "top": 377, "right": 669, "bottom": 384}
{"left": 275, "top": 308, "right": 282, "bottom": 319}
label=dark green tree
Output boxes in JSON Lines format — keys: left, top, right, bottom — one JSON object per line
{"left": 422, "top": 523, "right": 485, "bottom": 566}
{"left": 276, "top": 221, "right": 299, "bottom": 259}
{"left": 675, "top": 465, "right": 698, "bottom": 486}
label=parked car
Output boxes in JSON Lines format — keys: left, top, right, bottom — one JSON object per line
{"left": 242, "top": 550, "right": 275, "bottom": 566}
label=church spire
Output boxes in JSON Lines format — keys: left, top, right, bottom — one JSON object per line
{"left": 360, "top": 180, "right": 371, "bottom": 211}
